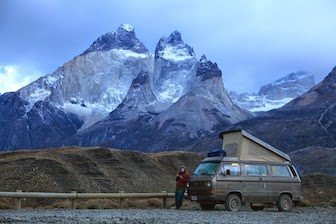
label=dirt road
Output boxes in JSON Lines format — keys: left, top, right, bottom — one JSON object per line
{"left": 0, "top": 207, "right": 335, "bottom": 224}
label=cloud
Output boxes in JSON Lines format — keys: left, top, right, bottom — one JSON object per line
{"left": 0, "top": 65, "right": 41, "bottom": 94}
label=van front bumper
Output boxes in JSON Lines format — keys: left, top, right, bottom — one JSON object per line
{"left": 186, "top": 195, "right": 217, "bottom": 202}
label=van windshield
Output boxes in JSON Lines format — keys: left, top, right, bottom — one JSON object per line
{"left": 192, "top": 162, "right": 220, "bottom": 176}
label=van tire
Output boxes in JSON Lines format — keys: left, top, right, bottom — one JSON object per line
{"left": 250, "top": 204, "right": 264, "bottom": 211}
{"left": 225, "top": 194, "right": 241, "bottom": 212}
{"left": 277, "top": 194, "right": 293, "bottom": 211}
{"left": 200, "top": 203, "right": 215, "bottom": 210}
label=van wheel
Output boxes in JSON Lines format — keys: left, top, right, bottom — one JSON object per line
{"left": 250, "top": 204, "right": 264, "bottom": 211}
{"left": 200, "top": 203, "right": 215, "bottom": 210}
{"left": 277, "top": 194, "right": 293, "bottom": 211}
{"left": 225, "top": 194, "right": 241, "bottom": 212}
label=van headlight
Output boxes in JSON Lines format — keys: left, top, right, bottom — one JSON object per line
{"left": 207, "top": 182, "right": 212, "bottom": 187}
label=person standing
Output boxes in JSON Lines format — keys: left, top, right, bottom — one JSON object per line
{"left": 175, "top": 165, "right": 189, "bottom": 209}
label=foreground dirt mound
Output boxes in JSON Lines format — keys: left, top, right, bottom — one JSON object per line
{"left": 0, "top": 147, "right": 204, "bottom": 193}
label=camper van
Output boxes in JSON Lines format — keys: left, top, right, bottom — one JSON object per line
{"left": 187, "top": 130, "right": 301, "bottom": 212}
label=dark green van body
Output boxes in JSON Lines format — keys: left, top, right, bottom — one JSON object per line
{"left": 187, "top": 156, "right": 301, "bottom": 211}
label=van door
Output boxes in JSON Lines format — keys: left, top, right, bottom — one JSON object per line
{"left": 216, "top": 163, "right": 243, "bottom": 201}
{"left": 244, "top": 164, "right": 269, "bottom": 202}
{"left": 267, "top": 165, "right": 299, "bottom": 202}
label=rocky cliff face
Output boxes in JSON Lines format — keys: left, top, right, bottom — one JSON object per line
{"left": 230, "top": 71, "right": 315, "bottom": 113}
{"left": 228, "top": 67, "right": 336, "bottom": 153}
{"left": 152, "top": 31, "right": 198, "bottom": 110}
{"left": 0, "top": 25, "right": 250, "bottom": 151}
{"left": 139, "top": 55, "right": 251, "bottom": 151}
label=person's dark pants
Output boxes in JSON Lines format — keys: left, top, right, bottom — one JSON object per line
{"left": 175, "top": 187, "right": 185, "bottom": 209}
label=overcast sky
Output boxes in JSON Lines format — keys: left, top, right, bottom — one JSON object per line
{"left": 1, "top": 0, "right": 336, "bottom": 94}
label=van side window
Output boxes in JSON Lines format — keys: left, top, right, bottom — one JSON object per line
{"left": 270, "top": 165, "right": 291, "bottom": 177}
{"left": 289, "top": 165, "right": 298, "bottom": 177}
{"left": 245, "top": 164, "right": 267, "bottom": 176}
{"left": 222, "top": 163, "right": 241, "bottom": 176}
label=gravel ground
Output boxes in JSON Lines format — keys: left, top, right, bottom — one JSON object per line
{"left": 0, "top": 207, "right": 335, "bottom": 224}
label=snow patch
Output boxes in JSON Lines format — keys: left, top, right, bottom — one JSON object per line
{"left": 159, "top": 46, "right": 193, "bottom": 61}
{"left": 22, "top": 88, "right": 51, "bottom": 112}
{"left": 249, "top": 97, "right": 293, "bottom": 112}
{"left": 114, "top": 49, "right": 149, "bottom": 58}
{"left": 45, "top": 75, "right": 60, "bottom": 87}
{"left": 62, "top": 101, "right": 112, "bottom": 130}
{"left": 157, "top": 83, "right": 184, "bottom": 103}
{"left": 120, "top": 24, "right": 134, "bottom": 32}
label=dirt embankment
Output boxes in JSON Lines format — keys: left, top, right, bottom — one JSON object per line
{"left": 0, "top": 147, "right": 203, "bottom": 194}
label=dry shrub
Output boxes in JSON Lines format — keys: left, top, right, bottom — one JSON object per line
{"left": 0, "top": 200, "right": 11, "bottom": 210}
{"left": 296, "top": 199, "right": 312, "bottom": 207}
{"left": 122, "top": 199, "right": 143, "bottom": 208}
{"left": 145, "top": 198, "right": 162, "bottom": 208}
{"left": 329, "top": 198, "right": 336, "bottom": 207}
{"left": 78, "top": 199, "right": 118, "bottom": 209}
{"left": 122, "top": 198, "right": 163, "bottom": 208}
{"left": 317, "top": 202, "right": 330, "bottom": 208}
{"left": 189, "top": 204, "right": 201, "bottom": 210}
{"left": 182, "top": 201, "right": 190, "bottom": 208}
{"left": 50, "top": 199, "right": 118, "bottom": 209}
{"left": 51, "top": 200, "right": 71, "bottom": 209}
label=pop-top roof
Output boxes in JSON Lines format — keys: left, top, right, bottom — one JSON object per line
{"left": 219, "top": 129, "right": 291, "bottom": 161}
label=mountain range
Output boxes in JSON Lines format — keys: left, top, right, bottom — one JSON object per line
{"left": 228, "top": 66, "right": 336, "bottom": 153}
{"left": 0, "top": 24, "right": 249, "bottom": 152}
{"left": 223, "top": 67, "right": 336, "bottom": 175}
{"left": 229, "top": 71, "right": 315, "bottom": 113}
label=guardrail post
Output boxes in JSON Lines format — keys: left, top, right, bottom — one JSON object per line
{"left": 15, "top": 190, "right": 22, "bottom": 210}
{"left": 71, "top": 191, "right": 77, "bottom": 209}
{"left": 162, "top": 191, "right": 167, "bottom": 209}
{"left": 118, "top": 191, "right": 124, "bottom": 208}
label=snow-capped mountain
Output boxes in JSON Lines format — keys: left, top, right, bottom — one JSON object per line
{"left": 18, "top": 24, "right": 153, "bottom": 130}
{"left": 0, "top": 24, "right": 250, "bottom": 151}
{"left": 230, "top": 71, "right": 315, "bottom": 113}
{"left": 68, "top": 55, "right": 251, "bottom": 152}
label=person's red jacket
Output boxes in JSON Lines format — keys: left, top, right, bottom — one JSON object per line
{"left": 176, "top": 171, "right": 189, "bottom": 188}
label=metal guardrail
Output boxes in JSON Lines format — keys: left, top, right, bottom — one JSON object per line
{"left": 0, "top": 190, "right": 175, "bottom": 210}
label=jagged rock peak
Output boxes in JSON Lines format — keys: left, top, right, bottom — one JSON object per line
{"left": 155, "top": 31, "right": 195, "bottom": 60}
{"left": 166, "top": 31, "right": 183, "bottom": 44}
{"left": 266, "top": 70, "right": 315, "bottom": 87}
{"left": 118, "top": 24, "right": 134, "bottom": 32}
{"left": 200, "top": 54, "right": 208, "bottom": 63}
{"left": 327, "top": 66, "right": 336, "bottom": 78}
{"left": 82, "top": 24, "right": 148, "bottom": 55}
{"left": 196, "top": 55, "right": 221, "bottom": 81}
